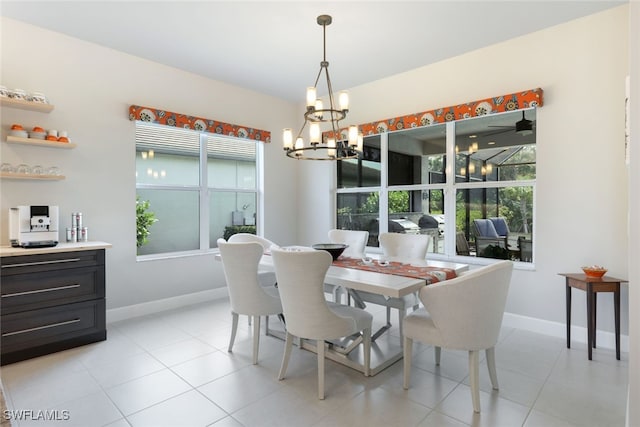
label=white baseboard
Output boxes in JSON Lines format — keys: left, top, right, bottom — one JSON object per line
{"left": 106, "top": 287, "right": 229, "bottom": 324}
{"left": 503, "top": 312, "right": 629, "bottom": 353}
{"left": 106, "top": 293, "right": 628, "bottom": 354}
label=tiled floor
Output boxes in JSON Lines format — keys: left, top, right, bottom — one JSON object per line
{"left": 0, "top": 298, "right": 629, "bottom": 427}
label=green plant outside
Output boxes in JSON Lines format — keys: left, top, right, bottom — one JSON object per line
{"left": 136, "top": 196, "right": 158, "bottom": 248}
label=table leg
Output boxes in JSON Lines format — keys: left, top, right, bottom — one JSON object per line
{"left": 566, "top": 283, "right": 571, "bottom": 349}
{"left": 615, "top": 284, "right": 621, "bottom": 360}
{"left": 592, "top": 292, "right": 597, "bottom": 348}
{"left": 587, "top": 283, "right": 594, "bottom": 360}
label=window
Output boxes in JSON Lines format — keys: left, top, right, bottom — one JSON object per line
{"left": 336, "top": 108, "right": 535, "bottom": 263}
{"left": 136, "top": 122, "right": 259, "bottom": 256}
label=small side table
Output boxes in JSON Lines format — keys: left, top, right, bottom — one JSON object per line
{"left": 559, "top": 273, "right": 626, "bottom": 360}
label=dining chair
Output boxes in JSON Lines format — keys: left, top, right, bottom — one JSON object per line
{"left": 326, "top": 229, "right": 369, "bottom": 302}
{"left": 271, "top": 247, "right": 372, "bottom": 400}
{"left": 355, "top": 232, "right": 431, "bottom": 342}
{"left": 217, "top": 239, "right": 283, "bottom": 365}
{"left": 228, "top": 233, "right": 279, "bottom": 288}
{"left": 403, "top": 260, "right": 513, "bottom": 413}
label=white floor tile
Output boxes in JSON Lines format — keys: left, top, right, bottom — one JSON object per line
{"left": 1, "top": 299, "right": 629, "bottom": 427}
{"left": 105, "top": 370, "right": 191, "bottom": 416}
{"left": 127, "top": 390, "right": 227, "bottom": 427}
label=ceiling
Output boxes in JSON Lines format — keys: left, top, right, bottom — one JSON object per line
{"left": 1, "top": 1, "right": 626, "bottom": 102}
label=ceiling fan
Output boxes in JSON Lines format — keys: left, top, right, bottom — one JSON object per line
{"left": 486, "top": 111, "right": 534, "bottom": 136}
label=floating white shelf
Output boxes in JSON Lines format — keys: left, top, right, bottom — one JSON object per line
{"left": 0, "top": 97, "right": 54, "bottom": 113}
{"left": 5, "top": 136, "right": 76, "bottom": 149}
{"left": 0, "top": 172, "right": 65, "bottom": 180}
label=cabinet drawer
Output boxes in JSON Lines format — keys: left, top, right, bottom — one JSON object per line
{"left": 1, "top": 299, "right": 106, "bottom": 364}
{"left": 1, "top": 249, "right": 104, "bottom": 276}
{"left": 1, "top": 266, "right": 104, "bottom": 314}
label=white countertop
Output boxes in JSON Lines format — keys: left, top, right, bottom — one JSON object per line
{"left": 0, "top": 241, "right": 112, "bottom": 257}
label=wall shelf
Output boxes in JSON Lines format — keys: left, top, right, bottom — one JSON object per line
{"left": 1, "top": 97, "right": 54, "bottom": 113}
{"left": 5, "top": 136, "right": 76, "bottom": 149}
{"left": 0, "top": 172, "right": 65, "bottom": 181}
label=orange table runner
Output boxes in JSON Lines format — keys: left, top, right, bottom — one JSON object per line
{"left": 332, "top": 257, "right": 457, "bottom": 284}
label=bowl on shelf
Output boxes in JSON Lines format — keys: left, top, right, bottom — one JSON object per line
{"left": 29, "top": 131, "right": 46, "bottom": 140}
{"left": 312, "top": 243, "right": 348, "bottom": 260}
{"left": 582, "top": 266, "right": 607, "bottom": 278}
{"left": 9, "top": 129, "right": 28, "bottom": 138}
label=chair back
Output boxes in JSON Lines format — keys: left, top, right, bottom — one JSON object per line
{"left": 489, "top": 217, "right": 509, "bottom": 237}
{"left": 455, "top": 231, "right": 471, "bottom": 256}
{"left": 418, "top": 260, "right": 513, "bottom": 350}
{"left": 379, "top": 232, "right": 431, "bottom": 259}
{"left": 218, "top": 239, "right": 282, "bottom": 316}
{"left": 271, "top": 248, "right": 357, "bottom": 339}
{"left": 228, "top": 233, "right": 278, "bottom": 252}
{"left": 328, "top": 229, "right": 369, "bottom": 258}
{"left": 473, "top": 219, "right": 499, "bottom": 238}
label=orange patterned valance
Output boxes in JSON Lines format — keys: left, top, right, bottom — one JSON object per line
{"left": 331, "top": 88, "right": 543, "bottom": 138}
{"left": 129, "top": 105, "right": 271, "bottom": 143}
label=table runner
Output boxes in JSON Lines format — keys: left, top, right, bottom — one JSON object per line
{"left": 332, "top": 257, "right": 457, "bottom": 284}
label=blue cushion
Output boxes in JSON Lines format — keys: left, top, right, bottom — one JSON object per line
{"left": 490, "top": 217, "right": 509, "bottom": 237}
{"left": 474, "top": 219, "right": 499, "bottom": 238}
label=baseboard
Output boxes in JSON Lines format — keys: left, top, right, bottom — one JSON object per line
{"left": 503, "top": 312, "right": 629, "bottom": 353}
{"left": 106, "top": 287, "right": 229, "bottom": 323}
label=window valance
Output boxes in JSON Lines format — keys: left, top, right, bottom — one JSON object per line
{"left": 129, "top": 105, "right": 271, "bottom": 143}
{"left": 356, "top": 88, "right": 543, "bottom": 136}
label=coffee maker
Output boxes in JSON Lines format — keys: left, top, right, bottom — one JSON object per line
{"left": 9, "top": 205, "right": 59, "bottom": 248}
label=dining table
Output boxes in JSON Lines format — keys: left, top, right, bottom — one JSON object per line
{"left": 216, "top": 248, "right": 468, "bottom": 376}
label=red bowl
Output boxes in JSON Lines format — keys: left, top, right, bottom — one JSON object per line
{"left": 582, "top": 267, "right": 607, "bottom": 278}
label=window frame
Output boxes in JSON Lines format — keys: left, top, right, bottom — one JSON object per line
{"left": 335, "top": 110, "right": 536, "bottom": 265}
{"left": 135, "top": 121, "right": 262, "bottom": 260}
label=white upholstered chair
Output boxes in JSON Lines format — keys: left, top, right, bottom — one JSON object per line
{"left": 217, "top": 239, "right": 283, "bottom": 365}
{"left": 272, "top": 247, "right": 372, "bottom": 400}
{"left": 355, "top": 232, "right": 431, "bottom": 342}
{"left": 325, "top": 229, "right": 369, "bottom": 302}
{"left": 402, "top": 260, "right": 513, "bottom": 413}
{"left": 228, "top": 233, "right": 279, "bottom": 288}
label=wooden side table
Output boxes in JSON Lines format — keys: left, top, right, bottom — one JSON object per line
{"left": 559, "top": 273, "right": 626, "bottom": 360}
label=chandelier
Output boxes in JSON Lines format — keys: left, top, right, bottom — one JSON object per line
{"left": 283, "top": 15, "right": 363, "bottom": 160}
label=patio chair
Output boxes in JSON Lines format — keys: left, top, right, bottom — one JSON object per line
{"left": 473, "top": 218, "right": 508, "bottom": 257}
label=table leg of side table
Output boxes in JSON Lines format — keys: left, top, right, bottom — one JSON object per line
{"left": 566, "top": 283, "right": 571, "bottom": 348}
{"left": 615, "top": 284, "right": 621, "bottom": 360}
{"left": 592, "top": 292, "right": 597, "bottom": 348}
{"left": 587, "top": 283, "right": 594, "bottom": 360}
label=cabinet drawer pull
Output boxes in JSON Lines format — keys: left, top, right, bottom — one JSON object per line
{"left": 1, "top": 284, "right": 81, "bottom": 299}
{"left": 1, "top": 258, "right": 82, "bottom": 269}
{"left": 2, "top": 318, "right": 81, "bottom": 337}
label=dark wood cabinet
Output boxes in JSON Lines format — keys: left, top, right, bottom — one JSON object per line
{"left": 1, "top": 247, "right": 107, "bottom": 365}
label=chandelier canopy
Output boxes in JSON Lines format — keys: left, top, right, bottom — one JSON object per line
{"left": 283, "top": 15, "right": 363, "bottom": 160}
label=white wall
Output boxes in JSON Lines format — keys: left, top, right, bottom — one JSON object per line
{"left": 625, "top": 2, "right": 639, "bottom": 425}
{"left": 299, "top": 6, "right": 630, "bottom": 336}
{"left": 0, "top": 17, "right": 299, "bottom": 310}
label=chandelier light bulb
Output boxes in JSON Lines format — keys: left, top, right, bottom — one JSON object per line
{"left": 310, "top": 123, "right": 321, "bottom": 143}
{"left": 486, "top": 163, "right": 493, "bottom": 174}
{"left": 295, "top": 137, "right": 304, "bottom": 150}
{"left": 148, "top": 149, "right": 154, "bottom": 159}
{"left": 141, "top": 152, "right": 148, "bottom": 160}
{"left": 314, "top": 99, "right": 324, "bottom": 120}
{"left": 348, "top": 125, "right": 358, "bottom": 147}
{"left": 306, "top": 87, "right": 317, "bottom": 108}
{"left": 327, "top": 138, "right": 336, "bottom": 157}
{"left": 283, "top": 128, "right": 293, "bottom": 150}
{"left": 339, "top": 91, "right": 349, "bottom": 111}
{"left": 469, "top": 163, "right": 476, "bottom": 174}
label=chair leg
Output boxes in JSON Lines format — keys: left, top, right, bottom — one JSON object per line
{"left": 469, "top": 350, "right": 481, "bottom": 413}
{"left": 278, "top": 332, "right": 294, "bottom": 380}
{"left": 228, "top": 312, "right": 239, "bottom": 353}
{"left": 403, "top": 336, "right": 413, "bottom": 389}
{"left": 252, "top": 316, "right": 261, "bottom": 364}
{"left": 386, "top": 306, "right": 392, "bottom": 326}
{"left": 317, "top": 339, "right": 325, "bottom": 400}
{"left": 486, "top": 347, "right": 499, "bottom": 390}
{"left": 434, "top": 346, "right": 441, "bottom": 365}
{"left": 398, "top": 308, "right": 406, "bottom": 346}
{"left": 363, "top": 327, "right": 371, "bottom": 377}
